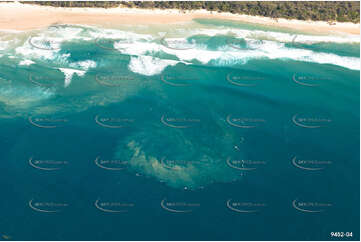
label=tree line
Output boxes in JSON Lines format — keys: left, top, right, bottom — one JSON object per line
{"left": 22, "top": 1, "right": 360, "bottom": 23}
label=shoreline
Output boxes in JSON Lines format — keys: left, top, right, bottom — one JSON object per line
{"left": 0, "top": 2, "right": 359, "bottom": 35}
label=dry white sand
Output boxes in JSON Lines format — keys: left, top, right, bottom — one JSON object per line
{"left": 0, "top": 2, "right": 359, "bottom": 35}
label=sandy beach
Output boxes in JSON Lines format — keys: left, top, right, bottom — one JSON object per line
{"left": 0, "top": 2, "right": 359, "bottom": 35}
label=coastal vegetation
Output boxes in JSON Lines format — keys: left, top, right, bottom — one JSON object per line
{"left": 22, "top": 1, "right": 360, "bottom": 23}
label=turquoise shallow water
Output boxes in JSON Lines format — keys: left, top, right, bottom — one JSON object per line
{"left": 0, "top": 19, "right": 359, "bottom": 240}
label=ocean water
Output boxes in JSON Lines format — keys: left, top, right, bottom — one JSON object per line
{"left": 0, "top": 18, "right": 359, "bottom": 240}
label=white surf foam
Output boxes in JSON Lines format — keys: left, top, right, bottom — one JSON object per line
{"left": 128, "top": 55, "right": 179, "bottom": 76}
{"left": 119, "top": 37, "right": 359, "bottom": 71}
{"left": 242, "top": 40, "right": 360, "bottom": 70}
{"left": 69, "top": 60, "right": 97, "bottom": 70}
{"left": 19, "top": 59, "right": 35, "bottom": 66}
{"left": 0, "top": 40, "right": 9, "bottom": 51}
{"left": 189, "top": 27, "right": 360, "bottom": 44}
{"left": 59, "top": 68, "right": 86, "bottom": 87}
{"left": 15, "top": 38, "right": 61, "bottom": 60}
{"left": 4, "top": 24, "right": 360, "bottom": 77}
{"left": 91, "top": 27, "right": 153, "bottom": 41}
